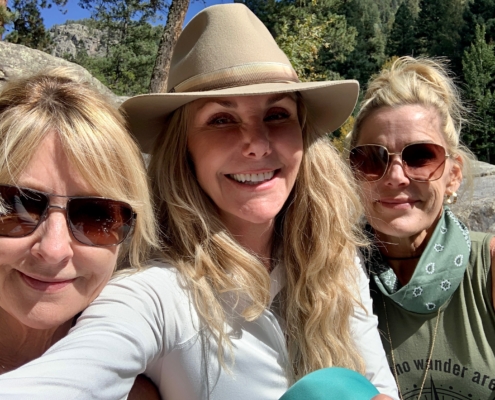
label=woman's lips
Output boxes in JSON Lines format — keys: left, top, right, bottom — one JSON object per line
{"left": 19, "top": 271, "right": 75, "bottom": 292}
{"left": 376, "top": 198, "right": 417, "bottom": 209}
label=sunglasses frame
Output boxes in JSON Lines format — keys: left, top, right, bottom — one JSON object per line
{"left": 349, "top": 142, "right": 452, "bottom": 183}
{"left": 0, "top": 184, "right": 136, "bottom": 247}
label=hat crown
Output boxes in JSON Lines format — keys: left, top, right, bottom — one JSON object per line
{"left": 168, "top": 4, "right": 297, "bottom": 93}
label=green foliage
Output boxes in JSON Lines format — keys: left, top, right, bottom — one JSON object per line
{"left": 337, "top": 0, "right": 387, "bottom": 83}
{"left": 0, "top": 4, "right": 14, "bottom": 39}
{"left": 65, "top": 22, "right": 162, "bottom": 95}
{"left": 462, "top": 24, "right": 495, "bottom": 162}
{"left": 386, "top": 2, "right": 416, "bottom": 57}
{"left": 275, "top": 2, "right": 356, "bottom": 81}
{"left": 462, "top": 0, "right": 495, "bottom": 51}
{"left": 415, "top": 0, "right": 464, "bottom": 72}
{"left": 277, "top": 11, "right": 336, "bottom": 81}
{"left": 61, "top": 0, "right": 169, "bottom": 95}
{"left": 78, "top": 0, "right": 168, "bottom": 25}
{"left": 5, "top": 0, "right": 66, "bottom": 49}
{"left": 240, "top": 0, "right": 357, "bottom": 82}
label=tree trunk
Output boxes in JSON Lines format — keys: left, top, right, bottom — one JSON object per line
{"left": 149, "top": 0, "right": 190, "bottom": 93}
{"left": 0, "top": 0, "right": 8, "bottom": 41}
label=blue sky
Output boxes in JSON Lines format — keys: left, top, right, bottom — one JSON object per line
{"left": 41, "top": 0, "right": 232, "bottom": 28}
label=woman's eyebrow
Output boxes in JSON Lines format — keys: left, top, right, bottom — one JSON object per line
{"left": 196, "top": 99, "right": 236, "bottom": 111}
{"left": 267, "top": 93, "right": 296, "bottom": 106}
{"left": 196, "top": 94, "right": 295, "bottom": 112}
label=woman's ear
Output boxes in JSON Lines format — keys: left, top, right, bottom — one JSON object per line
{"left": 446, "top": 154, "right": 463, "bottom": 194}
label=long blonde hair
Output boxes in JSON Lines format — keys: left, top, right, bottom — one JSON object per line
{"left": 0, "top": 68, "right": 159, "bottom": 269}
{"left": 149, "top": 97, "right": 366, "bottom": 380}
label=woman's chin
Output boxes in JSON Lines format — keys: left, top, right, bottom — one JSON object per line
{"left": 368, "top": 217, "right": 427, "bottom": 241}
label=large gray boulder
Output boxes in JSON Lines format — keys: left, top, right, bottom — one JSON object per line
{"left": 452, "top": 161, "right": 495, "bottom": 234}
{"left": 0, "top": 41, "right": 124, "bottom": 105}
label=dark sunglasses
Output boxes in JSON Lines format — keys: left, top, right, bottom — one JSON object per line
{"left": 0, "top": 185, "right": 136, "bottom": 247}
{"left": 349, "top": 142, "right": 451, "bottom": 182}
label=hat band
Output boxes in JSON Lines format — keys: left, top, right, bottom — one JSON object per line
{"left": 170, "top": 62, "right": 299, "bottom": 93}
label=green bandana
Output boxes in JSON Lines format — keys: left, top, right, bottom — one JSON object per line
{"left": 368, "top": 207, "right": 470, "bottom": 314}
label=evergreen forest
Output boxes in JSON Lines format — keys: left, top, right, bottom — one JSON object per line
{"left": 2, "top": 0, "right": 495, "bottom": 162}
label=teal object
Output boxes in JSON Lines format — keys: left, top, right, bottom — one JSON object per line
{"left": 279, "top": 368, "right": 379, "bottom": 400}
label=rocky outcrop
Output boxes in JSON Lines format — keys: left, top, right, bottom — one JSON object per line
{"left": 49, "top": 23, "right": 113, "bottom": 59}
{"left": 452, "top": 161, "right": 495, "bottom": 234}
{"left": 0, "top": 41, "right": 124, "bottom": 105}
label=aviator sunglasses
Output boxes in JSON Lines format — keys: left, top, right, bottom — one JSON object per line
{"left": 0, "top": 185, "right": 136, "bottom": 247}
{"left": 349, "top": 142, "right": 451, "bottom": 182}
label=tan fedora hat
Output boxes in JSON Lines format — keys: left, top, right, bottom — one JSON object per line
{"left": 121, "top": 3, "right": 359, "bottom": 153}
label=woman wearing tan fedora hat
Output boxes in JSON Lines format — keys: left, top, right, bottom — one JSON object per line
{"left": 0, "top": 4, "right": 397, "bottom": 400}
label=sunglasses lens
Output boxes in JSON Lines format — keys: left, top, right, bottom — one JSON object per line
{"left": 68, "top": 198, "right": 134, "bottom": 246}
{"left": 0, "top": 186, "right": 46, "bottom": 237}
{"left": 402, "top": 143, "right": 446, "bottom": 181}
{"left": 349, "top": 145, "right": 389, "bottom": 181}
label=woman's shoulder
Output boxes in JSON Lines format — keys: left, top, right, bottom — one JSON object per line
{"left": 468, "top": 231, "right": 493, "bottom": 265}
{"left": 97, "top": 259, "right": 200, "bottom": 346}
{"left": 469, "top": 231, "right": 494, "bottom": 245}
{"left": 465, "top": 231, "right": 494, "bottom": 283}
{"left": 114, "top": 259, "right": 179, "bottom": 282}
{"left": 107, "top": 259, "right": 191, "bottom": 307}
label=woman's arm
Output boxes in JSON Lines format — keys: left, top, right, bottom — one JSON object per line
{"left": 128, "top": 374, "right": 161, "bottom": 400}
{"left": 0, "top": 265, "right": 182, "bottom": 399}
{"left": 351, "top": 252, "right": 399, "bottom": 400}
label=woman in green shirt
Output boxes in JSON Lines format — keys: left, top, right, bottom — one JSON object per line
{"left": 347, "top": 56, "right": 495, "bottom": 400}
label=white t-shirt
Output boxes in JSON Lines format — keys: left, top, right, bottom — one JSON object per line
{"left": 0, "top": 256, "right": 398, "bottom": 400}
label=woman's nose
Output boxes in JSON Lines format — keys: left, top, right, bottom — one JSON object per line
{"left": 241, "top": 121, "right": 272, "bottom": 159}
{"left": 31, "top": 210, "right": 74, "bottom": 265}
{"left": 382, "top": 155, "right": 410, "bottom": 186}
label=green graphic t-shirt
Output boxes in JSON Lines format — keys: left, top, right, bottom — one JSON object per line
{"left": 368, "top": 228, "right": 495, "bottom": 400}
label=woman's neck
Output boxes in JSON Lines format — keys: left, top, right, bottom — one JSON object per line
{"left": 0, "top": 307, "right": 72, "bottom": 374}
{"left": 374, "top": 229, "right": 432, "bottom": 286}
{"left": 222, "top": 216, "right": 274, "bottom": 270}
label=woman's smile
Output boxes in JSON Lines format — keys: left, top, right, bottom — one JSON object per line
{"left": 18, "top": 270, "right": 76, "bottom": 293}
{"left": 227, "top": 169, "right": 278, "bottom": 185}
{"left": 375, "top": 197, "right": 418, "bottom": 209}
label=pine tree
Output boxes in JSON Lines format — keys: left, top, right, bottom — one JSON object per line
{"left": 462, "top": 0, "right": 495, "bottom": 50}
{"left": 4, "top": 0, "right": 66, "bottom": 50}
{"left": 242, "top": 0, "right": 358, "bottom": 82}
{"left": 72, "top": 0, "right": 168, "bottom": 95}
{"left": 0, "top": 0, "right": 8, "bottom": 39}
{"left": 462, "top": 24, "right": 495, "bottom": 162}
{"left": 386, "top": 2, "right": 416, "bottom": 57}
{"left": 415, "top": 0, "right": 464, "bottom": 71}
{"left": 337, "top": 0, "right": 387, "bottom": 83}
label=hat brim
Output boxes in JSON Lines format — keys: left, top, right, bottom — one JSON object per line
{"left": 120, "top": 80, "right": 359, "bottom": 153}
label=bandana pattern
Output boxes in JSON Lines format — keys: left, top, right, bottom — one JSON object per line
{"left": 368, "top": 207, "right": 470, "bottom": 314}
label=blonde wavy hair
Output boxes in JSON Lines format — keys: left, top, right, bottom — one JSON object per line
{"left": 0, "top": 68, "right": 159, "bottom": 269}
{"left": 348, "top": 56, "right": 475, "bottom": 181}
{"left": 148, "top": 97, "right": 366, "bottom": 381}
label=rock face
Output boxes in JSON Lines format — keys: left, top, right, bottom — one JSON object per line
{"left": 49, "top": 23, "right": 111, "bottom": 59}
{"left": 0, "top": 41, "right": 124, "bottom": 105}
{"left": 452, "top": 161, "right": 495, "bottom": 234}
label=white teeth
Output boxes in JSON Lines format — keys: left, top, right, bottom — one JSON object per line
{"left": 230, "top": 171, "right": 275, "bottom": 183}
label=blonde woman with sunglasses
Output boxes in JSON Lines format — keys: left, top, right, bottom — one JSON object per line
{"left": 0, "top": 5, "right": 398, "bottom": 399}
{"left": 0, "top": 69, "right": 159, "bottom": 398}
{"left": 347, "top": 57, "right": 495, "bottom": 399}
